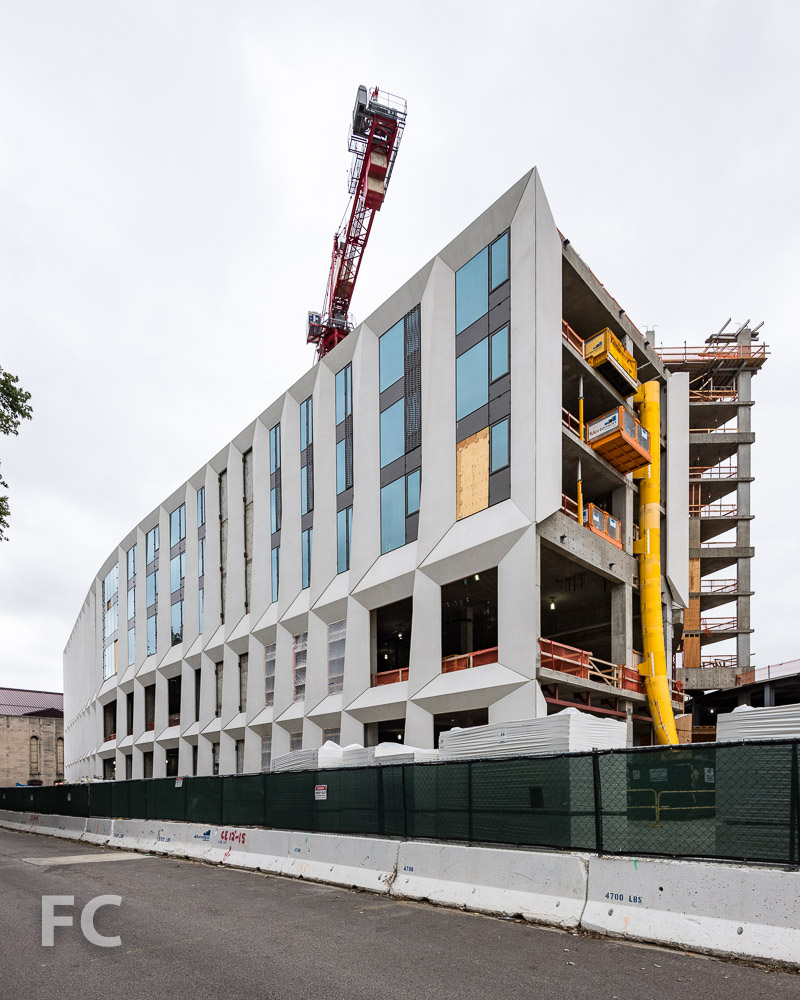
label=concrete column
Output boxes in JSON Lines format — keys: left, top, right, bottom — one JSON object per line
{"left": 243, "top": 727, "right": 262, "bottom": 773}
{"left": 611, "top": 582, "right": 633, "bottom": 669}
{"left": 178, "top": 737, "right": 193, "bottom": 776}
{"left": 612, "top": 483, "right": 634, "bottom": 552}
{"left": 404, "top": 700, "right": 433, "bottom": 750}
{"left": 736, "top": 368, "right": 752, "bottom": 671}
{"left": 339, "top": 711, "right": 364, "bottom": 747}
{"left": 623, "top": 699, "right": 634, "bottom": 746}
{"left": 407, "top": 572, "right": 442, "bottom": 696}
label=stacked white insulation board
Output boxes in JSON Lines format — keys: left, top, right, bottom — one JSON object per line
{"left": 271, "top": 741, "right": 438, "bottom": 772}
{"left": 339, "top": 743, "right": 439, "bottom": 767}
{"left": 716, "top": 703, "right": 800, "bottom": 741}
{"left": 438, "top": 709, "right": 627, "bottom": 760}
{"left": 271, "top": 741, "right": 344, "bottom": 773}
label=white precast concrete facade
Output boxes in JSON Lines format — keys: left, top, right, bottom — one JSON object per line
{"left": 64, "top": 169, "right": 687, "bottom": 780}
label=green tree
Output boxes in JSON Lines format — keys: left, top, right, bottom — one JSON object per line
{"left": 0, "top": 366, "right": 33, "bottom": 542}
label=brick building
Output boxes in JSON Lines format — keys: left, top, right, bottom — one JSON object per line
{"left": 0, "top": 688, "right": 64, "bottom": 785}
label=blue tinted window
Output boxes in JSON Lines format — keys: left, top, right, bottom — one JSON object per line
{"left": 300, "top": 398, "right": 313, "bottom": 451}
{"left": 127, "top": 544, "right": 137, "bottom": 580}
{"left": 380, "top": 320, "right": 404, "bottom": 391}
{"left": 490, "top": 418, "right": 510, "bottom": 472}
{"left": 335, "top": 365, "right": 352, "bottom": 424}
{"left": 171, "top": 601, "right": 183, "bottom": 646}
{"left": 146, "top": 570, "right": 158, "bottom": 608}
{"left": 456, "top": 338, "right": 489, "bottom": 420}
{"left": 491, "top": 232, "right": 509, "bottom": 289}
{"left": 301, "top": 528, "right": 312, "bottom": 589}
{"left": 407, "top": 469, "right": 420, "bottom": 515}
{"left": 490, "top": 325, "right": 509, "bottom": 380}
{"left": 300, "top": 466, "right": 308, "bottom": 515}
{"left": 270, "top": 487, "right": 279, "bottom": 533}
{"left": 128, "top": 626, "right": 135, "bottom": 666}
{"left": 336, "top": 439, "right": 346, "bottom": 494}
{"left": 337, "top": 506, "right": 352, "bottom": 573}
{"left": 271, "top": 547, "right": 279, "bottom": 603}
{"left": 146, "top": 525, "right": 159, "bottom": 564}
{"left": 456, "top": 246, "right": 488, "bottom": 334}
{"left": 380, "top": 477, "right": 406, "bottom": 554}
{"left": 197, "top": 487, "right": 205, "bottom": 527}
{"left": 146, "top": 615, "right": 157, "bottom": 656}
{"left": 198, "top": 537, "right": 205, "bottom": 577}
{"left": 170, "top": 504, "right": 186, "bottom": 546}
{"left": 127, "top": 587, "right": 135, "bottom": 621}
{"left": 269, "top": 425, "right": 281, "bottom": 473}
{"left": 380, "top": 398, "right": 405, "bottom": 467}
{"left": 170, "top": 553, "right": 185, "bottom": 594}
{"left": 198, "top": 588, "right": 204, "bottom": 633}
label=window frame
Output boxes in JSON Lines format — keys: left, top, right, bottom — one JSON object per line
{"left": 490, "top": 417, "right": 511, "bottom": 473}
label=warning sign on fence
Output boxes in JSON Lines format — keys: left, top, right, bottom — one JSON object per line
{"left": 314, "top": 785, "right": 327, "bottom": 801}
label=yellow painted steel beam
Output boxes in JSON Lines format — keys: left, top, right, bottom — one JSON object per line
{"left": 634, "top": 380, "right": 678, "bottom": 746}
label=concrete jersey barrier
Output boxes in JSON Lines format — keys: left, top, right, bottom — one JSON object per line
{"left": 392, "top": 841, "right": 587, "bottom": 928}
{"left": 1, "top": 811, "right": 799, "bottom": 968}
{"left": 582, "top": 854, "right": 800, "bottom": 967}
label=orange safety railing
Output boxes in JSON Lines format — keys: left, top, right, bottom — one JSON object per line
{"left": 658, "top": 345, "right": 768, "bottom": 364}
{"left": 539, "top": 639, "right": 629, "bottom": 689}
{"left": 698, "top": 578, "right": 737, "bottom": 593}
{"left": 541, "top": 641, "right": 684, "bottom": 703}
{"left": 146, "top": 721, "right": 155, "bottom": 731}
{"left": 699, "top": 654, "right": 738, "bottom": 669}
{"left": 373, "top": 667, "right": 409, "bottom": 686}
{"left": 689, "top": 388, "right": 739, "bottom": 402}
{"left": 690, "top": 502, "right": 738, "bottom": 517}
{"left": 690, "top": 464, "right": 738, "bottom": 479}
{"left": 562, "top": 407, "right": 582, "bottom": 438}
{"left": 561, "top": 493, "right": 580, "bottom": 522}
{"left": 441, "top": 647, "right": 499, "bottom": 674}
{"left": 562, "top": 319, "right": 585, "bottom": 356}
{"left": 105, "top": 732, "right": 116, "bottom": 743}
{"left": 372, "top": 667, "right": 408, "bottom": 687}
{"left": 700, "top": 617, "right": 738, "bottom": 633}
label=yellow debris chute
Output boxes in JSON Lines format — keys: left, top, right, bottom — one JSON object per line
{"left": 633, "top": 381, "right": 679, "bottom": 745}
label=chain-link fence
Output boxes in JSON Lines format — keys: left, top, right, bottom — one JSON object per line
{"left": 3, "top": 739, "right": 799, "bottom": 866}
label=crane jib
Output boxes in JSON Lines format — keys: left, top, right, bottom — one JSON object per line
{"left": 307, "top": 86, "right": 407, "bottom": 360}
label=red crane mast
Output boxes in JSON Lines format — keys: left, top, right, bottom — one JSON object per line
{"left": 307, "top": 86, "right": 407, "bottom": 360}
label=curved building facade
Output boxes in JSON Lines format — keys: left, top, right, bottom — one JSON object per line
{"left": 64, "top": 170, "right": 689, "bottom": 781}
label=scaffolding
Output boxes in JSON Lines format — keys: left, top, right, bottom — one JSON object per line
{"left": 658, "top": 323, "right": 768, "bottom": 688}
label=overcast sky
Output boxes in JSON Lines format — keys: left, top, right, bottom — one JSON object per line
{"left": 1, "top": 1, "right": 798, "bottom": 693}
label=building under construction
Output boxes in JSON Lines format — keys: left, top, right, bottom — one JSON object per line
{"left": 63, "top": 163, "right": 705, "bottom": 780}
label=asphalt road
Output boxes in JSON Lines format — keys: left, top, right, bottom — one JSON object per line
{"left": 0, "top": 827, "right": 796, "bottom": 1000}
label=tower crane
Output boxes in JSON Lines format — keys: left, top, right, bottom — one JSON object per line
{"left": 307, "top": 86, "right": 407, "bottom": 359}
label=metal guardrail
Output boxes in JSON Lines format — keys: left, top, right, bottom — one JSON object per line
{"left": 689, "top": 388, "right": 739, "bottom": 402}
{"left": 690, "top": 464, "right": 739, "bottom": 479}
{"left": 690, "top": 503, "right": 739, "bottom": 517}
{"left": 562, "top": 319, "right": 585, "bottom": 356}
{"left": 658, "top": 345, "right": 768, "bottom": 364}
{"left": 698, "top": 578, "right": 738, "bottom": 594}
{"left": 627, "top": 787, "right": 716, "bottom": 825}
